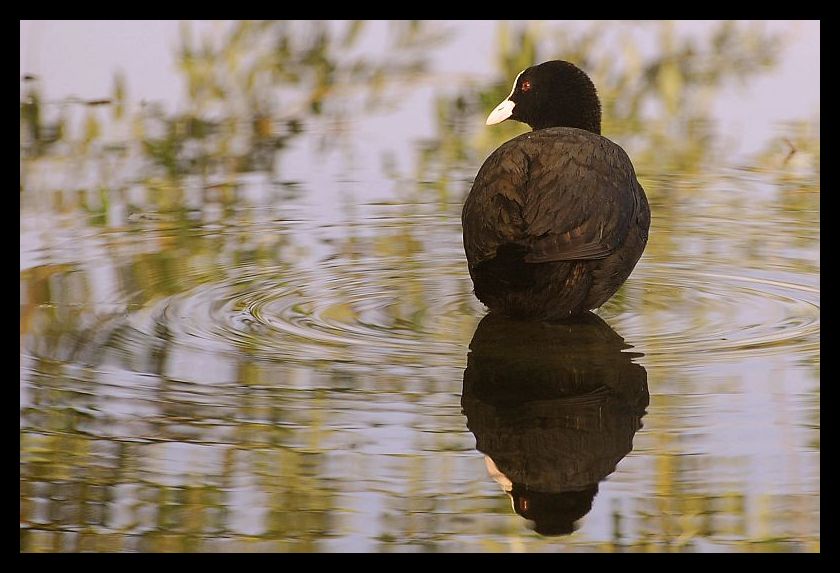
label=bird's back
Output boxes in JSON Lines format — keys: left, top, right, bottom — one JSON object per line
{"left": 462, "top": 127, "right": 650, "bottom": 320}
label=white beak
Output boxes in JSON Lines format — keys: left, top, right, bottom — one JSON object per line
{"left": 486, "top": 99, "right": 515, "bottom": 125}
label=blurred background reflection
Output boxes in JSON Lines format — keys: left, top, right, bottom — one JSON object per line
{"left": 20, "top": 20, "right": 818, "bottom": 552}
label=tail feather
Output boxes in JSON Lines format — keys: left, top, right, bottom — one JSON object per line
{"left": 472, "top": 243, "right": 536, "bottom": 300}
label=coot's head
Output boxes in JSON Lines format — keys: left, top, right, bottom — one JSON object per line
{"left": 486, "top": 60, "right": 601, "bottom": 134}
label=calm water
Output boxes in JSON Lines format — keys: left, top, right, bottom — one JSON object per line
{"left": 20, "top": 21, "right": 819, "bottom": 552}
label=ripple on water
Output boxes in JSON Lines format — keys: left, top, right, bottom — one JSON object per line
{"left": 25, "top": 207, "right": 817, "bottom": 372}
{"left": 601, "top": 263, "right": 819, "bottom": 366}
{"left": 103, "top": 256, "right": 819, "bottom": 372}
{"left": 130, "top": 256, "right": 481, "bottom": 366}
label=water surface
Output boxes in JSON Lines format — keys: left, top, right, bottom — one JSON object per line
{"left": 20, "top": 20, "right": 819, "bottom": 552}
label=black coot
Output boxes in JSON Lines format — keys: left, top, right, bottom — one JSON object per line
{"left": 462, "top": 60, "right": 650, "bottom": 321}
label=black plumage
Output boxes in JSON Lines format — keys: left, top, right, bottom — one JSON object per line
{"left": 462, "top": 61, "right": 650, "bottom": 320}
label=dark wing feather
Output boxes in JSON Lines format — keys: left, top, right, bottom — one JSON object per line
{"left": 462, "top": 142, "right": 530, "bottom": 266}
{"left": 463, "top": 129, "right": 638, "bottom": 267}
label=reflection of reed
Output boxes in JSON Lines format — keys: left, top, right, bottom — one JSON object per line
{"left": 461, "top": 312, "right": 648, "bottom": 536}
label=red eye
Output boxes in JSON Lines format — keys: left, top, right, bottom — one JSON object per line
{"left": 521, "top": 80, "right": 532, "bottom": 92}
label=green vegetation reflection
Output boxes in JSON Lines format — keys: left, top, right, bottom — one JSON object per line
{"left": 20, "top": 21, "right": 818, "bottom": 552}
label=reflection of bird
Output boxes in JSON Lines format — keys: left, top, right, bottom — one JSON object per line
{"left": 461, "top": 312, "right": 648, "bottom": 536}
{"left": 462, "top": 61, "right": 650, "bottom": 321}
